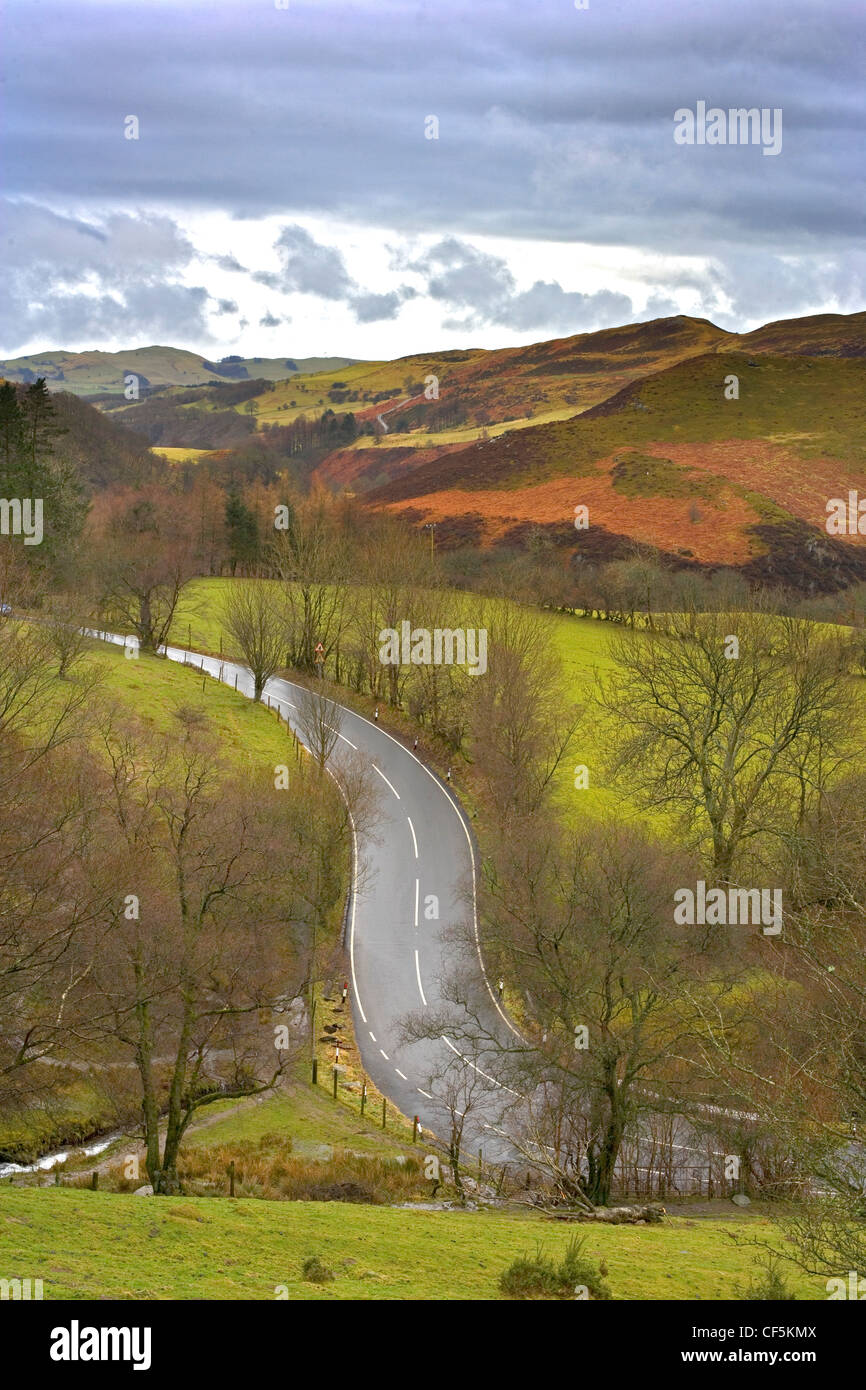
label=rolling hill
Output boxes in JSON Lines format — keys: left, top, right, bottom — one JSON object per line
{"left": 364, "top": 342, "right": 866, "bottom": 589}
{"left": 9, "top": 309, "right": 864, "bottom": 583}
{"left": 0, "top": 347, "right": 358, "bottom": 396}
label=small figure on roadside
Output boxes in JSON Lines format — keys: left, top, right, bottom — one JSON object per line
{"left": 413, "top": 736, "right": 418, "bottom": 751}
{"left": 446, "top": 765, "right": 452, "bottom": 782}
{"left": 341, "top": 982, "right": 348, "bottom": 1006}
{"left": 497, "top": 978, "right": 504, "bottom": 999}
{"left": 374, "top": 705, "right": 379, "bottom": 721}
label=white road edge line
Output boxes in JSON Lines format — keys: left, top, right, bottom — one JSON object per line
{"left": 407, "top": 815, "right": 418, "bottom": 858}
{"left": 85, "top": 640, "right": 755, "bottom": 1131}
{"left": 441, "top": 1035, "right": 521, "bottom": 1097}
{"left": 89, "top": 644, "right": 371, "bottom": 1029}
{"left": 332, "top": 776, "right": 366, "bottom": 1024}
{"left": 414, "top": 949, "right": 428, "bottom": 1006}
{"left": 339, "top": 704, "right": 522, "bottom": 1039}
{"left": 371, "top": 764, "right": 400, "bottom": 799}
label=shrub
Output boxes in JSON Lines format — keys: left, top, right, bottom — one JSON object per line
{"left": 499, "top": 1237, "right": 612, "bottom": 1300}
{"left": 302, "top": 1256, "right": 334, "bottom": 1284}
{"left": 738, "top": 1254, "right": 798, "bottom": 1301}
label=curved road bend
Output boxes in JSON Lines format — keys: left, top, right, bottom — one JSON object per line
{"left": 94, "top": 634, "right": 838, "bottom": 1188}
{"left": 92, "top": 633, "right": 520, "bottom": 1158}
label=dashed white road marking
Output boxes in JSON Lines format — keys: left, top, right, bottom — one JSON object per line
{"left": 369, "top": 1032, "right": 377, "bottom": 1042}
{"left": 414, "top": 949, "right": 428, "bottom": 1005}
{"left": 338, "top": 703, "right": 522, "bottom": 1040}
{"left": 380, "top": 1048, "right": 390, "bottom": 1060}
{"left": 407, "top": 816, "right": 418, "bottom": 858}
{"left": 372, "top": 764, "right": 400, "bottom": 799}
{"left": 336, "top": 731, "right": 357, "bottom": 749}
{"left": 395, "top": 1068, "right": 408, "bottom": 1081}
{"left": 417, "top": 1087, "right": 432, "bottom": 1099}
{"left": 94, "top": 639, "right": 523, "bottom": 1097}
{"left": 441, "top": 1035, "right": 521, "bottom": 1097}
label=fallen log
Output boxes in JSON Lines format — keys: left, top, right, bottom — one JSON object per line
{"left": 543, "top": 1202, "right": 666, "bottom": 1225}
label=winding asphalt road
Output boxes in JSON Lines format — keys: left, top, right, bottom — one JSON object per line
{"left": 95, "top": 633, "right": 795, "bottom": 1188}
{"left": 93, "top": 633, "right": 519, "bottom": 1159}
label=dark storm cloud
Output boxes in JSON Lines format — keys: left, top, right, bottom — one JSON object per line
{"left": 4, "top": 0, "right": 863, "bottom": 254}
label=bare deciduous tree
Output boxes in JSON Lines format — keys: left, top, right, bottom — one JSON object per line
{"left": 93, "top": 489, "right": 200, "bottom": 652}
{"left": 295, "top": 683, "right": 343, "bottom": 769}
{"left": 222, "top": 578, "right": 285, "bottom": 700}
{"left": 468, "top": 600, "right": 580, "bottom": 819}
{"left": 600, "top": 607, "right": 855, "bottom": 883}
{"left": 74, "top": 711, "right": 325, "bottom": 1194}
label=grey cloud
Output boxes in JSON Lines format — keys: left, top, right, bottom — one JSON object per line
{"left": 211, "top": 253, "right": 247, "bottom": 272}
{"left": 0, "top": 280, "right": 211, "bottom": 349}
{"left": 272, "top": 225, "right": 354, "bottom": 300}
{"left": 252, "top": 227, "right": 416, "bottom": 324}
{"left": 424, "top": 238, "right": 517, "bottom": 313}
{"left": 4, "top": 0, "right": 862, "bottom": 259}
{"left": 2, "top": 200, "right": 194, "bottom": 281}
{"left": 215, "top": 298, "right": 239, "bottom": 314}
{"left": 490, "top": 283, "right": 634, "bottom": 333}
{"left": 1, "top": 0, "right": 863, "bottom": 352}
{"left": 259, "top": 311, "right": 282, "bottom": 327}
{"left": 0, "top": 199, "right": 210, "bottom": 350}
{"left": 350, "top": 286, "right": 417, "bottom": 323}
{"left": 415, "top": 238, "right": 633, "bottom": 332}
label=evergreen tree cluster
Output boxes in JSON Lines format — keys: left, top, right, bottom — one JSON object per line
{"left": 0, "top": 378, "right": 88, "bottom": 567}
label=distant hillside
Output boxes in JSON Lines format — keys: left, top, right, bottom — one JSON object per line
{"left": 365, "top": 346, "right": 866, "bottom": 591}
{"left": 312, "top": 311, "right": 866, "bottom": 494}
{"left": 7, "top": 310, "right": 863, "bottom": 587}
{"left": 0, "top": 379, "right": 158, "bottom": 489}
{"left": 731, "top": 311, "right": 866, "bottom": 358}
{"left": 0, "top": 347, "right": 358, "bottom": 396}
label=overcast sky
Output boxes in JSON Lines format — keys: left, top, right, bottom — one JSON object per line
{"left": 2, "top": 0, "right": 864, "bottom": 359}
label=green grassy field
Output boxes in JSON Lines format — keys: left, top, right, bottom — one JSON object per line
{"left": 90, "top": 637, "right": 296, "bottom": 768}
{"left": 0, "top": 640, "right": 312, "bottom": 1165}
{"left": 1, "top": 605, "right": 853, "bottom": 1302}
{"left": 341, "top": 405, "right": 581, "bottom": 448}
{"left": 171, "top": 578, "right": 646, "bottom": 825}
{"left": 0, "top": 1185, "right": 825, "bottom": 1300}
{"left": 150, "top": 445, "right": 221, "bottom": 463}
